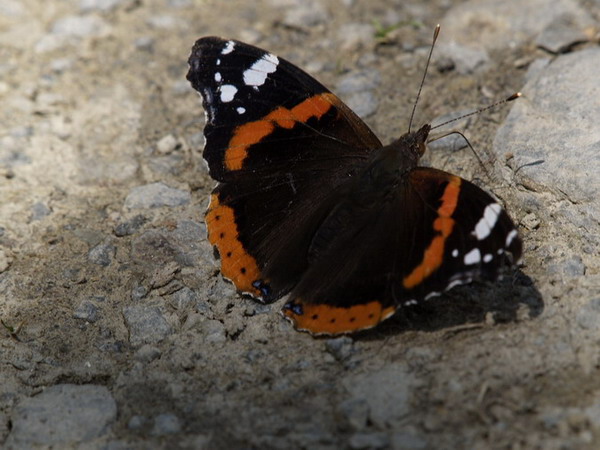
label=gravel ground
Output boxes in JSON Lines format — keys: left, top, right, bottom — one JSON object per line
{"left": 1, "top": 0, "right": 600, "bottom": 448}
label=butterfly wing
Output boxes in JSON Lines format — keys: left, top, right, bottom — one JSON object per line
{"left": 187, "top": 37, "right": 382, "bottom": 300}
{"left": 282, "top": 167, "right": 522, "bottom": 335}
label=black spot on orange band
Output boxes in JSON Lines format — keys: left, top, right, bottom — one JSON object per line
{"left": 282, "top": 299, "right": 396, "bottom": 335}
{"left": 206, "top": 194, "right": 262, "bottom": 297}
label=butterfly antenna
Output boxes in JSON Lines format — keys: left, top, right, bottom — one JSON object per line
{"left": 431, "top": 92, "right": 521, "bottom": 131}
{"left": 408, "top": 24, "right": 440, "bottom": 133}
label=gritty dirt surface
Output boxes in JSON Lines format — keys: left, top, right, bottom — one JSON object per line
{"left": 1, "top": 0, "right": 600, "bottom": 448}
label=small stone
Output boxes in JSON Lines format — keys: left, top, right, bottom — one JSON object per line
{"left": 156, "top": 134, "right": 178, "bottom": 154}
{"left": 535, "top": 14, "right": 590, "bottom": 53}
{"left": 80, "top": 0, "right": 128, "bottom": 12}
{"left": 124, "top": 182, "right": 191, "bottom": 209}
{"left": 152, "top": 413, "right": 181, "bottom": 436}
{"left": 73, "top": 300, "right": 99, "bottom": 322}
{"left": 343, "top": 91, "right": 379, "bottom": 119}
{"left": 171, "top": 287, "right": 198, "bottom": 310}
{"left": 338, "top": 398, "right": 370, "bottom": 430}
{"left": 114, "top": 214, "right": 147, "bottom": 237}
{"left": 282, "top": 1, "right": 329, "bottom": 29}
{"left": 123, "top": 305, "right": 172, "bottom": 346}
{"left": 131, "top": 284, "right": 148, "bottom": 301}
{"left": 336, "top": 70, "right": 381, "bottom": 94}
{"left": 147, "top": 15, "right": 179, "bottom": 29}
{"left": 325, "top": 336, "right": 354, "bottom": 361}
{"left": 436, "top": 41, "right": 489, "bottom": 74}
{"left": 88, "top": 243, "right": 116, "bottom": 266}
{"left": 5, "top": 384, "right": 117, "bottom": 447}
{"left": 521, "top": 212, "right": 541, "bottom": 230}
{"left": 577, "top": 298, "right": 600, "bottom": 330}
{"left": 349, "top": 432, "right": 390, "bottom": 449}
{"left": 343, "top": 363, "right": 414, "bottom": 428}
{"left": 51, "top": 15, "right": 110, "bottom": 37}
{"left": 0, "top": 250, "right": 12, "bottom": 273}
{"left": 391, "top": 430, "right": 428, "bottom": 449}
{"left": 202, "top": 320, "right": 227, "bottom": 343}
{"left": 134, "top": 36, "right": 154, "bottom": 51}
{"left": 337, "top": 23, "right": 375, "bottom": 51}
{"left": 127, "top": 415, "right": 147, "bottom": 430}
{"left": 134, "top": 345, "right": 161, "bottom": 363}
{"left": 30, "top": 202, "right": 52, "bottom": 221}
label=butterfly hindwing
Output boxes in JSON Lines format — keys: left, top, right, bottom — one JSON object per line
{"left": 282, "top": 168, "right": 522, "bottom": 335}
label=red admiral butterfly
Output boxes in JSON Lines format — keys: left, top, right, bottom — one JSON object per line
{"left": 186, "top": 34, "right": 522, "bottom": 336}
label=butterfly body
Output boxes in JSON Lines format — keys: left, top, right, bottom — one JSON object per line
{"left": 187, "top": 37, "right": 522, "bottom": 335}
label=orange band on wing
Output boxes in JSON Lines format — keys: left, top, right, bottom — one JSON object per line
{"left": 225, "top": 93, "right": 336, "bottom": 171}
{"left": 403, "top": 176, "right": 462, "bottom": 289}
{"left": 282, "top": 299, "right": 396, "bottom": 335}
{"left": 206, "top": 194, "right": 262, "bottom": 297}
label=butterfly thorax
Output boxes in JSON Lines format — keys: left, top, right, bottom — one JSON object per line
{"left": 360, "top": 123, "right": 431, "bottom": 198}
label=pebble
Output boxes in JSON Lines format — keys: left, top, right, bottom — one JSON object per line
{"left": 336, "top": 70, "right": 381, "bottom": 118}
{"left": 134, "top": 36, "right": 155, "bottom": 51}
{"left": 127, "top": 415, "right": 147, "bottom": 430}
{"left": 88, "top": 243, "right": 116, "bottom": 266}
{"left": 124, "top": 182, "right": 191, "bottom": 209}
{"left": 5, "top": 384, "right": 117, "bottom": 447}
{"left": 30, "top": 202, "right": 52, "bottom": 221}
{"left": 156, "top": 134, "right": 179, "bottom": 154}
{"left": 0, "top": 249, "right": 11, "bottom": 273}
{"left": 325, "top": 336, "right": 355, "bottom": 361}
{"left": 134, "top": 345, "right": 162, "bottom": 363}
{"left": 337, "top": 23, "right": 375, "bottom": 51}
{"left": 51, "top": 15, "right": 110, "bottom": 37}
{"left": 281, "top": 1, "right": 329, "bottom": 29}
{"left": 80, "top": 0, "right": 129, "bottom": 12}
{"left": 342, "top": 363, "right": 414, "bottom": 428}
{"left": 436, "top": 41, "right": 489, "bottom": 74}
{"left": 349, "top": 432, "right": 390, "bottom": 449}
{"left": 170, "top": 286, "right": 199, "bottom": 310}
{"left": 535, "top": 15, "right": 591, "bottom": 53}
{"left": 336, "top": 70, "right": 381, "bottom": 94}
{"left": 391, "top": 430, "right": 428, "bottom": 449}
{"left": 73, "top": 299, "right": 99, "bottom": 322}
{"left": 344, "top": 91, "right": 379, "bottom": 119}
{"left": 151, "top": 413, "right": 182, "bottom": 435}
{"left": 338, "top": 398, "right": 370, "bottom": 430}
{"left": 577, "top": 298, "right": 600, "bottom": 331}
{"left": 201, "top": 319, "right": 227, "bottom": 343}
{"left": 114, "top": 214, "right": 147, "bottom": 237}
{"left": 123, "top": 305, "right": 172, "bottom": 346}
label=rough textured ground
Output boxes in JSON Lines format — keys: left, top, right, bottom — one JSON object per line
{"left": 1, "top": 0, "right": 600, "bottom": 448}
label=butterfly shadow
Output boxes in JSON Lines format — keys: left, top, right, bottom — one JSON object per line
{"left": 354, "top": 269, "right": 543, "bottom": 340}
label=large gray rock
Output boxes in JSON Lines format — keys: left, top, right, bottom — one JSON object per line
{"left": 6, "top": 384, "right": 117, "bottom": 447}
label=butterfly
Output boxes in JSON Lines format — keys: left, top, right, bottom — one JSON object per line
{"left": 186, "top": 35, "right": 522, "bottom": 335}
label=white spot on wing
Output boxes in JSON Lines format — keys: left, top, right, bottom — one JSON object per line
{"left": 219, "top": 84, "right": 237, "bottom": 103}
{"left": 214, "top": 72, "right": 222, "bottom": 82}
{"left": 452, "top": 249, "right": 459, "bottom": 257}
{"left": 221, "top": 41, "right": 235, "bottom": 55}
{"left": 243, "top": 53, "right": 279, "bottom": 87}
{"left": 425, "top": 291, "right": 440, "bottom": 301}
{"left": 464, "top": 248, "right": 481, "bottom": 265}
{"left": 483, "top": 253, "right": 493, "bottom": 263}
{"left": 505, "top": 229, "right": 518, "bottom": 247}
{"left": 473, "top": 203, "right": 502, "bottom": 240}
{"left": 216, "top": 59, "right": 221, "bottom": 65}
{"left": 236, "top": 106, "right": 246, "bottom": 114}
